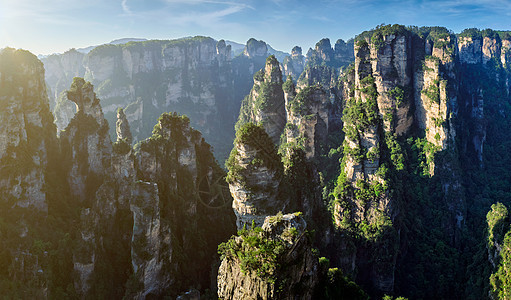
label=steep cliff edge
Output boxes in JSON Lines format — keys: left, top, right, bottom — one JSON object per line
{"left": 0, "top": 48, "right": 56, "bottom": 211}
{"left": 282, "top": 46, "right": 305, "bottom": 80}
{"left": 0, "top": 48, "right": 58, "bottom": 297}
{"left": 226, "top": 123, "right": 285, "bottom": 229}
{"left": 236, "top": 55, "right": 286, "bottom": 144}
{"left": 130, "top": 111, "right": 235, "bottom": 298}
{"left": 330, "top": 25, "right": 468, "bottom": 295}
{"left": 218, "top": 213, "right": 319, "bottom": 300}
{"left": 43, "top": 36, "right": 273, "bottom": 164}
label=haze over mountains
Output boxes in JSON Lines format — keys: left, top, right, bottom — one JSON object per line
{"left": 3, "top": 24, "right": 511, "bottom": 299}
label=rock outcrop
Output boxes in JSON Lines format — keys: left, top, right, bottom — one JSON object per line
{"left": 332, "top": 26, "right": 465, "bottom": 294}
{"left": 243, "top": 38, "right": 268, "bottom": 58}
{"left": 131, "top": 112, "right": 235, "bottom": 298}
{"left": 236, "top": 55, "right": 286, "bottom": 144}
{"left": 217, "top": 213, "right": 319, "bottom": 300}
{"left": 284, "top": 80, "right": 329, "bottom": 159}
{"left": 42, "top": 48, "right": 86, "bottom": 108}
{"left": 282, "top": 46, "right": 305, "bottom": 80}
{"left": 0, "top": 47, "right": 58, "bottom": 297}
{"left": 0, "top": 48, "right": 56, "bottom": 212}
{"left": 116, "top": 108, "right": 132, "bottom": 143}
{"left": 226, "top": 123, "right": 284, "bottom": 229}
{"left": 52, "top": 77, "right": 235, "bottom": 298}
{"left": 61, "top": 77, "right": 112, "bottom": 204}
{"left": 42, "top": 37, "right": 239, "bottom": 163}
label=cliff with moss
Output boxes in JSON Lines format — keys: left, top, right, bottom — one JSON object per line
{"left": 0, "top": 56, "right": 235, "bottom": 298}
{"left": 42, "top": 37, "right": 279, "bottom": 164}
{"left": 0, "top": 48, "right": 59, "bottom": 297}
{"left": 5, "top": 24, "right": 511, "bottom": 299}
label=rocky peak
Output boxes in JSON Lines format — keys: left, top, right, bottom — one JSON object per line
{"left": 244, "top": 38, "right": 268, "bottom": 58}
{"left": 315, "top": 38, "right": 334, "bottom": 62}
{"left": 236, "top": 55, "right": 286, "bottom": 144}
{"left": 216, "top": 39, "right": 232, "bottom": 63}
{"left": 217, "top": 212, "right": 319, "bottom": 300}
{"left": 0, "top": 48, "right": 56, "bottom": 211}
{"left": 291, "top": 46, "right": 302, "bottom": 57}
{"left": 264, "top": 55, "right": 283, "bottom": 84}
{"left": 226, "top": 123, "right": 285, "bottom": 229}
{"left": 67, "top": 77, "right": 104, "bottom": 124}
{"left": 116, "top": 108, "right": 132, "bottom": 143}
{"left": 334, "top": 39, "right": 355, "bottom": 66}
{"left": 283, "top": 47, "right": 305, "bottom": 82}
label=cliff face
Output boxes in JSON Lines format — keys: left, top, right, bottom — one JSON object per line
{"left": 457, "top": 32, "right": 511, "bottom": 163}
{"left": 284, "top": 80, "right": 330, "bottom": 159}
{"left": 62, "top": 80, "right": 235, "bottom": 298}
{"left": 331, "top": 26, "right": 467, "bottom": 294}
{"left": 226, "top": 123, "right": 284, "bottom": 229}
{"left": 282, "top": 46, "right": 305, "bottom": 80}
{"left": 333, "top": 35, "right": 400, "bottom": 293}
{"left": 236, "top": 55, "right": 287, "bottom": 144}
{"left": 43, "top": 37, "right": 239, "bottom": 163}
{"left": 7, "top": 27, "right": 511, "bottom": 300}
{"left": 59, "top": 77, "right": 132, "bottom": 297}
{"left": 0, "top": 48, "right": 57, "bottom": 297}
{"left": 1, "top": 52, "right": 235, "bottom": 297}
{"left": 42, "top": 37, "right": 280, "bottom": 164}
{"left": 0, "top": 48, "right": 56, "bottom": 212}
{"left": 43, "top": 49, "right": 86, "bottom": 109}
{"left": 218, "top": 213, "right": 319, "bottom": 300}
{"left": 131, "top": 112, "right": 235, "bottom": 298}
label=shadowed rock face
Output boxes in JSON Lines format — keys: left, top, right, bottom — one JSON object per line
{"left": 217, "top": 213, "right": 319, "bottom": 300}
{"left": 116, "top": 108, "right": 132, "bottom": 143}
{"left": 227, "top": 123, "right": 285, "bottom": 230}
{"left": 0, "top": 48, "right": 57, "bottom": 296}
{"left": 43, "top": 37, "right": 238, "bottom": 164}
{"left": 0, "top": 48, "right": 56, "bottom": 212}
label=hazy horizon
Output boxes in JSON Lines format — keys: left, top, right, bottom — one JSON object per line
{"left": 1, "top": 0, "right": 511, "bottom": 56}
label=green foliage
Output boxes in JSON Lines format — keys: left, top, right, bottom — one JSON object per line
{"left": 253, "top": 69, "right": 264, "bottom": 82}
{"left": 356, "top": 24, "right": 409, "bottom": 43}
{"left": 386, "top": 133, "right": 405, "bottom": 171}
{"left": 288, "top": 85, "right": 323, "bottom": 116}
{"left": 218, "top": 225, "right": 286, "bottom": 283}
{"left": 113, "top": 139, "right": 132, "bottom": 155}
{"left": 282, "top": 75, "right": 295, "bottom": 94}
{"left": 388, "top": 86, "right": 405, "bottom": 106}
{"left": 226, "top": 123, "right": 283, "bottom": 185}
{"left": 458, "top": 28, "right": 482, "bottom": 39}
{"left": 487, "top": 203, "right": 509, "bottom": 248}
{"left": 314, "top": 264, "right": 369, "bottom": 299}
{"left": 342, "top": 97, "right": 378, "bottom": 134}
{"left": 355, "top": 39, "right": 368, "bottom": 48}
{"left": 421, "top": 79, "right": 440, "bottom": 104}
{"left": 490, "top": 231, "right": 511, "bottom": 299}
{"left": 383, "top": 295, "right": 408, "bottom": 300}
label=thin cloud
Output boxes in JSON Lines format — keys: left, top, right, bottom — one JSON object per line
{"left": 163, "top": 0, "right": 253, "bottom": 8}
{"left": 119, "top": 0, "right": 251, "bottom": 28}
{"left": 121, "top": 0, "right": 132, "bottom": 15}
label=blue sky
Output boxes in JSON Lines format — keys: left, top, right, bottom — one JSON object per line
{"left": 1, "top": 0, "right": 511, "bottom": 55}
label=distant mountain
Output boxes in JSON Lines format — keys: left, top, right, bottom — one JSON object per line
{"left": 225, "top": 40, "right": 245, "bottom": 57}
{"left": 75, "top": 38, "right": 148, "bottom": 54}
{"left": 226, "top": 39, "right": 289, "bottom": 61}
